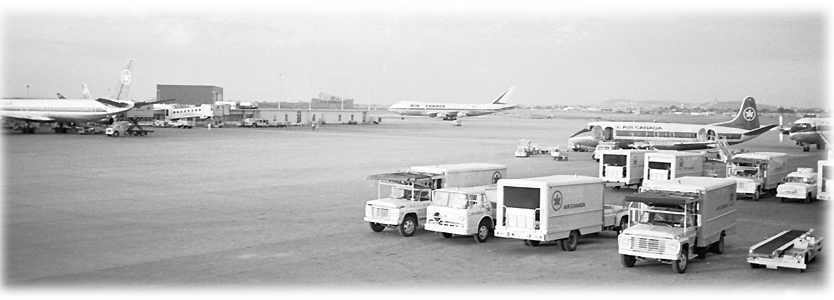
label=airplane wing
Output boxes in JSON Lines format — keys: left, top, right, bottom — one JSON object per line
{"left": 743, "top": 124, "right": 777, "bottom": 136}
{"left": 0, "top": 112, "right": 56, "bottom": 122}
{"left": 134, "top": 98, "right": 176, "bottom": 108}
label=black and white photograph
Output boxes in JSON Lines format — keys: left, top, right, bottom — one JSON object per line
{"left": 1, "top": 1, "right": 831, "bottom": 298}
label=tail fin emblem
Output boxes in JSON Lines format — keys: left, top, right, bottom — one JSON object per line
{"left": 743, "top": 107, "right": 756, "bottom": 121}
{"left": 121, "top": 70, "right": 132, "bottom": 85}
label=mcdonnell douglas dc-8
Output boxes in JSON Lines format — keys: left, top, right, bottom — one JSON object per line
{"left": 387, "top": 86, "right": 518, "bottom": 120}
{"left": 568, "top": 96, "right": 777, "bottom": 151}
{"left": 0, "top": 59, "right": 168, "bottom": 134}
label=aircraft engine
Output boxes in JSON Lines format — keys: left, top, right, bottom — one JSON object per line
{"left": 456, "top": 112, "right": 468, "bottom": 118}
{"left": 591, "top": 125, "right": 603, "bottom": 140}
{"left": 427, "top": 112, "right": 438, "bottom": 118}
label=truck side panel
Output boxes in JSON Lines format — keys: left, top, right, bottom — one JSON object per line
{"left": 764, "top": 155, "right": 789, "bottom": 190}
{"left": 543, "top": 182, "right": 604, "bottom": 236}
{"left": 442, "top": 168, "right": 506, "bottom": 188}
{"left": 697, "top": 183, "right": 738, "bottom": 246}
{"left": 818, "top": 160, "right": 834, "bottom": 200}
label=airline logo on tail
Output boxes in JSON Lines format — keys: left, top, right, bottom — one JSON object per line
{"left": 110, "top": 59, "right": 133, "bottom": 100}
{"left": 711, "top": 96, "right": 759, "bottom": 130}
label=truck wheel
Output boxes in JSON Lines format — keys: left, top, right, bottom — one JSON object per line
{"left": 781, "top": 197, "right": 786, "bottom": 203}
{"left": 562, "top": 230, "right": 579, "bottom": 252}
{"left": 711, "top": 233, "right": 725, "bottom": 254}
{"left": 369, "top": 222, "right": 385, "bottom": 232}
{"left": 474, "top": 219, "right": 490, "bottom": 243}
{"left": 112, "top": 131, "right": 119, "bottom": 137}
{"left": 617, "top": 217, "right": 628, "bottom": 235}
{"left": 672, "top": 247, "right": 688, "bottom": 274}
{"left": 442, "top": 232, "right": 453, "bottom": 239}
{"left": 621, "top": 254, "right": 636, "bottom": 267}
{"left": 753, "top": 189, "right": 760, "bottom": 201}
{"left": 525, "top": 240, "right": 540, "bottom": 247}
{"left": 399, "top": 216, "right": 417, "bottom": 237}
{"left": 750, "top": 263, "right": 764, "bottom": 269}
{"left": 805, "top": 193, "right": 812, "bottom": 204}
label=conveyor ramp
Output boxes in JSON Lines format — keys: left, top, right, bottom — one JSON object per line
{"left": 749, "top": 230, "right": 806, "bottom": 257}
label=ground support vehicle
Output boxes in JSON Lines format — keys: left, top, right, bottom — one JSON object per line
{"left": 364, "top": 163, "right": 507, "bottom": 237}
{"left": 818, "top": 160, "right": 833, "bottom": 200}
{"left": 106, "top": 118, "right": 153, "bottom": 137}
{"left": 171, "top": 119, "right": 195, "bottom": 129}
{"left": 515, "top": 139, "right": 546, "bottom": 157}
{"left": 551, "top": 147, "right": 568, "bottom": 161}
{"left": 592, "top": 141, "right": 618, "bottom": 161}
{"left": 748, "top": 229, "right": 823, "bottom": 273}
{"left": 618, "top": 177, "right": 737, "bottom": 274}
{"left": 644, "top": 151, "right": 706, "bottom": 183}
{"left": 425, "top": 185, "right": 498, "bottom": 243}
{"left": 494, "top": 175, "right": 628, "bottom": 251}
{"left": 598, "top": 149, "right": 653, "bottom": 189}
{"left": 726, "top": 152, "right": 788, "bottom": 201}
{"left": 777, "top": 168, "right": 818, "bottom": 203}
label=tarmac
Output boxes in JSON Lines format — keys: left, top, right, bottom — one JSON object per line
{"left": 2, "top": 111, "right": 829, "bottom": 294}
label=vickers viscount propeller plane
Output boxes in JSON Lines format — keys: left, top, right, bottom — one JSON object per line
{"left": 387, "top": 86, "right": 518, "bottom": 121}
{"left": 568, "top": 96, "right": 777, "bottom": 151}
{"left": 1, "top": 59, "right": 170, "bottom": 134}
{"left": 785, "top": 115, "right": 831, "bottom": 152}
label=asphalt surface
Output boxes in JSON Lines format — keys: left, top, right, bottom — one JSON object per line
{"left": 2, "top": 111, "right": 829, "bottom": 295}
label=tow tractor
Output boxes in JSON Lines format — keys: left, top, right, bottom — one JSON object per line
{"left": 106, "top": 117, "right": 153, "bottom": 137}
{"left": 551, "top": 147, "right": 568, "bottom": 161}
{"left": 747, "top": 229, "right": 823, "bottom": 273}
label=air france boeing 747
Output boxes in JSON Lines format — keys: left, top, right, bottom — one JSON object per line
{"left": 1, "top": 59, "right": 168, "bottom": 134}
{"left": 568, "top": 96, "right": 777, "bottom": 151}
{"left": 387, "top": 86, "right": 518, "bottom": 120}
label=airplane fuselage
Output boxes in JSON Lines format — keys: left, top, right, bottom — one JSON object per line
{"left": 388, "top": 102, "right": 516, "bottom": 118}
{"left": 789, "top": 117, "right": 831, "bottom": 147}
{"left": 0, "top": 98, "right": 133, "bottom": 124}
{"left": 585, "top": 121, "right": 758, "bottom": 150}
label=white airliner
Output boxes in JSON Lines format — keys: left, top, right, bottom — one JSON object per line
{"left": 156, "top": 104, "right": 214, "bottom": 121}
{"left": 1, "top": 59, "right": 168, "bottom": 134}
{"left": 387, "top": 86, "right": 518, "bottom": 120}
{"left": 786, "top": 116, "right": 831, "bottom": 152}
{"left": 568, "top": 96, "right": 777, "bottom": 151}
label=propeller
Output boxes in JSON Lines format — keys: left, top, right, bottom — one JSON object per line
{"left": 779, "top": 115, "right": 783, "bottom": 143}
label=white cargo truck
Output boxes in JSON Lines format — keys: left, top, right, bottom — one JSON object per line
{"left": 425, "top": 185, "right": 498, "bottom": 243}
{"left": 364, "top": 163, "right": 507, "bottom": 237}
{"left": 818, "top": 160, "right": 834, "bottom": 200}
{"left": 598, "top": 149, "right": 653, "bottom": 188}
{"left": 776, "top": 168, "right": 818, "bottom": 204}
{"left": 726, "top": 152, "right": 789, "bottom": 201}
{"left": 644, "top": 151, "right": 706, "bottom": 183}
{"left": 618, "top": 177, "right": 737, "bottom": 274}
{"left": 494, "top": 175, "right": 628, "bottom": 251}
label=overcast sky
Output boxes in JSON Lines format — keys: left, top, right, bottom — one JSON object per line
{"left": 1, "top": 2, "right": 829, "bottom": 108}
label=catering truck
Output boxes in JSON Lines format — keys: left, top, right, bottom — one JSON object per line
{"left": 643, "top": 151, "right": 706, "bottom": 183}
{"left": 364, "top": 163, "right": 507, "bottom": 237}
{"left": 618, "top": 177, "right": 737, "bottom": 274}
{"left": 725, "top": 152, "right": 788, "bottom": 201}
{"left": 494, "top": 175, "right": 628, "bottom": 251}
{"left": 425, "top": 185, "right": 498, "bottom": 243}
{"left": 776, "top": 168, "right": 818, "bottom": 204}
{"left": 598, "top": 149, "right": 653, "bottom": 188}
{"left": 818, "top": 160, "right": 834, "bottom": 200}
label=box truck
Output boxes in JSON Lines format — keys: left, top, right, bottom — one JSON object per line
{"left": 598, "top": 149, "right": 653, "bottom": 188}
{"left": 618, "top": 177, "right": 737, "bottom": 274}
{"left": 726, "top": 152, "right": 789, "bottom": 201}
{"left": 425, "top": 185, "right": 498, "bottom": 243}
{"left": 494, "top": 175, "right": 627, "bottom": 251}
{"left": 776, "top": 168, "right": 818, "bottom": 203}
{"left": 818, "top": 160, "right": 834, "bottom": 200}
{"left": 644, "top": 151, "right": 706, "bottom": 183}
{"left": 364, "top": 163, "right": 507, "bottom": 237}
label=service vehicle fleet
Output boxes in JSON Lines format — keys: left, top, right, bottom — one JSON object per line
{"left": 598, "top": 149, "right": 653, "bottom": 189}
{"left": 643, "top": 151, "right": 706, "bottom": 183}
{"left": 425, "top": 185, "right": 498, "bottom": 243}
{"left": 725, "top": 152, "right": 788, "bottom": 201}
{"left": 364, "top": 163, "right": 507, "bottom": 237}
{"left": 776, "top": 168, "right": 818, "bottom": 204}
{"left": 818, "top": 159, "right": 833, "bottom": 200}
{"left": 494, "top": 175, "right": 628, "bottom": 251}
{"left": 618, "top": 177, "right": 737, "bottom": 274}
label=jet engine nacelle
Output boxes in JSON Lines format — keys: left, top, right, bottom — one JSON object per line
{"left": 456, "top": 112, "right": 468, "bottom": 118}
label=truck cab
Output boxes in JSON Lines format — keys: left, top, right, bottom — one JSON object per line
{"left": 777, "top": 168, "right": 817, "bottom": 203}
{"left": 105, "top": 121, "right": 130, "bottom": 137}
{"left": 619, "top": 177, "right": 737, "bottom": 274}
{"left": 593, "top": 141, "right": 618, "bottom": 161}
{"left": 425, "top": 185, "right": 497, "bottom": 243}
{"left": 726, "top": 152, "right": 788, "bottom": 201}
{"left": 365, "top": 172, "right": 439, "bottom": 237}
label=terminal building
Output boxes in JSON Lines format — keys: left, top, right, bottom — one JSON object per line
{"left": 157, "top": 84, "right": 223, "bottom": 105}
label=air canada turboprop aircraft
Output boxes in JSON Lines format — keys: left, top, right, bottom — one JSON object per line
{"left": 0, "top": 59, "right": 170, "bottom": 134}
{"left": 568, "top": 96, "right": 777, "bottom": 151}
{"left": 387, "top": 86, "right": 518, "bottom": 120}
{"left": 785, "top": 116, "right": 831, "bottom": 152}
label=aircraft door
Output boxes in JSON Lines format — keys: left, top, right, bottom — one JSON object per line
{"left": 697, "top": 128, "right": 706, "bottom": 141}
{"left": 707, "top": 129, "right": 717, "bottom": 141}
{"left": 591, "top": 125, "right": 604, "bottom": 140}
{"left": 603, "top": 127, "right": 614, "bottom": 141}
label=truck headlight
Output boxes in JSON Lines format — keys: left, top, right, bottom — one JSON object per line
{"left": 667, "top": 241, "right": 679, "bottom": 254}
{"left": 618, "top": 236, "right": 630, "bottom": 248}
{"left": 391, "top": 210, "right": 399, "bottom": 220}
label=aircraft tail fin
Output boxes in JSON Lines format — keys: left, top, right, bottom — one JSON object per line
{"left": 492, "top": 86, "right": 515, "bottom": 104}
{"left": 82, "top": 84, "right": 92, "bottom": 100}
{"left": 710, "top": 96, "right": 760, "bottom": 130}
{"left": 109, "top": 59, "right": 134, "bottom": 100}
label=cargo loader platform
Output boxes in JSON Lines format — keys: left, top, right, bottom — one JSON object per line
{"left": 747, "top": 229, "right": 823, "bottom": 272}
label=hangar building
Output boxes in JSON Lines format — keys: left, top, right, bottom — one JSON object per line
{"left": 157, "top": 85, "right": 223, "bottom": 105}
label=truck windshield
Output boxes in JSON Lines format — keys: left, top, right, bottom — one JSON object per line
{"left": 637, "top": 205, "right": 687, "bottom": 227}
{"left": 731, "top": 167, "right": 758, "bottom": 177}
{"left": 432, "top": 191, "right": 472, "bottom": 208}
{"left": 648, "top": 161, "right": 671, "bottom": 170}
{"left": 784, "top": 176, "right": 812, "bottom": 184}
{"left": 602, "top": 154, "right": 627, "bottom": 166}
{"left": 390, "top": 187, "right": 431, "bottom": 201}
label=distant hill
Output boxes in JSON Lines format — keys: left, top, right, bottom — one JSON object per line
{"left": 597, "top": 99, "right": 780, "bottom": 111}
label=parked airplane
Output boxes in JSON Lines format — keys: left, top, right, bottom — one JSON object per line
{"left": 568, "top": 96, "right": 777, "bottom": 151}
{"left": 785, "top": 115, "right": 831, "bottom": 152}
{"left": 1, "top": 60, "right": 168, "bottom": 134}
{"left": 387, "top": 86, "right": 517, "bottom": 120}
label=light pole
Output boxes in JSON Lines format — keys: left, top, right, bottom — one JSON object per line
{"left": 26, "top": 85, "right": 29, "bottom": 98}
{"left": 309, "top": 72, "right": 313, "bottom": 115}
{"left": 278, "top": 73, "right": 282, "bottom": 110}
{"left": 340, "top": 75, "right": 345, "bottom": 110}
